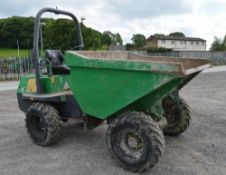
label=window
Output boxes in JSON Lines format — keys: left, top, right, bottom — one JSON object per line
{"left": 161, "top": 40, "right": 166, "bottom": 44}
{"left": 180, "top": 41, "right": 186, "bottom": 45}
{"left": 196, "top": 41, "right": 199, "bottom": 45}
{"left": 202, "top": 42, "right": 205, "bottom": 46}
{"left": 171, "top": 40, "right": 175, "bottom": 44}
{"left": 190, "top": 41, "right": 194, "bottom": 45}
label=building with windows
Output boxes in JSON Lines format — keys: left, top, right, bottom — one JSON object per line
{"left": 146, "top": 35, "right": 206, "bottom": 51}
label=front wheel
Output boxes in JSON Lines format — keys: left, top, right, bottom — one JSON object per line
{"left": 162, "top": 96, "right": 191, "bottom": 136}
{"left": 25, "top": 102, "right": 62, "bottom": 146}
{"left": 106, "top": 111, "right": 165, "bottom": 172}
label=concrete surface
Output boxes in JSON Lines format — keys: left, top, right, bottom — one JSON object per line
{"left": 0, "top": 81, "right": 18, "bottom": 91}
{"left": 203, "top": 65, "right": 226, "bottom": 73}
{"left": 0, "top": 71, "right": 226, "bottom": 175}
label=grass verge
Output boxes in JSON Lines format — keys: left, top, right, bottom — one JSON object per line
{"left": 0, "top": 48, "right": 30, "bottom": 58}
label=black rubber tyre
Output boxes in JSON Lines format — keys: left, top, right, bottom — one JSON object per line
{"left": 106, "top": 111, "right": 165, "bottom": 173}
{"left": 25, "top": 102, "right": 62, "bottom": 146}
{"left": 162, "top": 97, "right": 191, "bottom": 136}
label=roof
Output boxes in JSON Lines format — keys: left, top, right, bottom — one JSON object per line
{"left": 147, "top": 35, "right": 206, "bottom": 42}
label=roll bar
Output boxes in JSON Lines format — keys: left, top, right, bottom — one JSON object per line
{"left": 32, "top": 7, "right": 84, "bottom": 93}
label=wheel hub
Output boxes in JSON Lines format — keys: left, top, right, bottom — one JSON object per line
{"left": 116, "top": 129, "right": 145, "bottom": 160}
{"left": 126, "top": 133, "right": 144, "bottom": 150}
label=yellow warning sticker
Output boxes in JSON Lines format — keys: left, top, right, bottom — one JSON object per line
{"left": 27, "top": 79, "right": 37, "bottom": 93}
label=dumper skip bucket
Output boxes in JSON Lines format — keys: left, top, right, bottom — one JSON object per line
{"left": 64, "top": 51, "right": 211, "bottom": 119}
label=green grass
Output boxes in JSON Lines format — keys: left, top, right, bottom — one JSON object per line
{"left": 0, "top": 48, "right": 30, "bottom": 58}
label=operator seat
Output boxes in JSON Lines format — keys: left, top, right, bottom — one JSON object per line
{"left": 45, "top": 50, "right": 70, "bottom": 75}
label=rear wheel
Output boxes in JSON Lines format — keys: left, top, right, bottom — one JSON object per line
{"left": 106, "top": 111, "right": 165, "bottom": 172}
{"left": 25, "top": 102, "right": 62, "bottom": 146}
{"left": 162, "top": 96, "right": 191, "bottom": 136}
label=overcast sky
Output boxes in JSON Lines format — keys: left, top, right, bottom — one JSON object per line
{"left": 0, "top": 0, "right": 226, "bottom": 49}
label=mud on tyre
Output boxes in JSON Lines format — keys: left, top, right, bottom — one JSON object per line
{"left": 106, "top": 111, "right": 165, "bottom": 172}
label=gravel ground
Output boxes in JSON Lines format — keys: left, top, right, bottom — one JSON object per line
{"left": 0, "top": 71, "right": 225, "bottom": 175}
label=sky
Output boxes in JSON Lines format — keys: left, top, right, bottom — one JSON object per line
{"left": 0, "top": 0, "right": 226, "bottom": 49}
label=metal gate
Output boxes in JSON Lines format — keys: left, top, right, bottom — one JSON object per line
{"left": 0, "top": 58, "right": 33, "bottom": 81}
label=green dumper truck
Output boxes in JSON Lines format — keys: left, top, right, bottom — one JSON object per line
{"left": 17, "top": 8, "right": 211, "bottom": 172}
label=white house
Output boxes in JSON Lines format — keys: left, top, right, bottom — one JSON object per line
{"left": 146, "top": 35, "right": 206, "bottom": 51}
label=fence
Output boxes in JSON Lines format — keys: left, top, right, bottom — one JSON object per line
{"left": 1, "top": 51, "right": 226, "bottom": 81}
{"left": 0, "top": 57, "right": 33, "bottom": 81}
{"left": 135, "top": 51, "right": 226, "bottom": 65}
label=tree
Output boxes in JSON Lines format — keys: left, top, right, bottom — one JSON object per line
{"left": 82, "top": 25, "right": 102, "bottom": 50}
{"left": 43, "top": 18, "right": 77, "bottom": 50}
{"left": 169, "top": 32, "right": 185, "bottom": 38}
{"left": 0, "top": 16, "right": 122, "bottom": 51}
{"left": 100, "top": 31, "right": 123, "bottom": 48}
{"left": 210, "top": 36, "right": 226, "bottom": 51}
{"left": 114, "top": 33, "right": 123, "bottom": 45}
{"left": 100, "top": 31, "right": 112, "bottom": 47}
{"left": 131, "top": 34, "right": 146, "bottom": 48}
{"left": 125, "top": 43, "right": 135, "bottom": 50}
{"left": 0, "top": 16, "right": 34, "bottom": 48}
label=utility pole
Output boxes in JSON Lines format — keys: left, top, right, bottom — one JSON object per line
{"left": 80, "top": 17, "right": 86, "bottom": 50}
{"left": 80, "top": 16, "right": 86, "bottom": 24}
{"left": 40, "top": 22, "right": 46, "bottom": 57}
{"left": 17, "top": 40, "right": 20, "bottom": 57}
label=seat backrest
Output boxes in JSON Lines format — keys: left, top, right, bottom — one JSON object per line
{"left": 45, "top": 50, "right": 64, "bottom": 66}
{"left": 45, "top": 50, "right": 70, "bottom": 75}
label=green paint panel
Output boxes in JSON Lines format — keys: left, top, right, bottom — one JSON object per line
{"left": 63, "top": 51, "right": 190, "bottom": 119}
{"left": 127, "top": 77, "right": 184, "bottom": 117}
{"left": 66, "top": 67, "right": 176, "bottom": 119}
{"left": 17, "top": 74, "right": 67, "bottom": 94}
